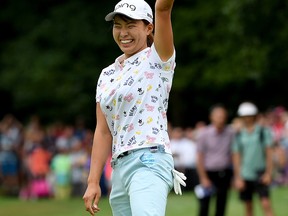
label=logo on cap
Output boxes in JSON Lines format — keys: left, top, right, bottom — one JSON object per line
{"left": 115, "top": 3, "right": 136, "bottom": 12}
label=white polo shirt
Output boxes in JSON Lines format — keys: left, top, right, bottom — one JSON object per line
{"left": 96, "top": 44, "right": 175, "bottom": 159}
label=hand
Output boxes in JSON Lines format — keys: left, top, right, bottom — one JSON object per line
{"left": 83, "top": 183, "right": 101, "bottom": 215}
{"left": 260, "top": 172, "right": 272, "bottom": 185}
{"left": 234, "top": 177, "right": 245, "bottom": 191}
{"left": 200, "top": 177, "right": 212, "bottom": 188}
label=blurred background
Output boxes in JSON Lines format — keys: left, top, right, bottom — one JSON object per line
{"left": 1, "top": 0, "right": 288, "bottom": 127}
{"left": 0, "top": 0, "right": 288, "bottom": 214}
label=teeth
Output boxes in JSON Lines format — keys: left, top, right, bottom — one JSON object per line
{"left": 121, "top": 40, "right": 132, "bottom": 44}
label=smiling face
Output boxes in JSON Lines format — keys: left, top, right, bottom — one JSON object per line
{"left": 113, "top": 15, "right": 153, "bottom": 58}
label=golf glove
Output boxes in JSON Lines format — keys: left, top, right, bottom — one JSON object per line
{"left": 172, "top": 169, "right": 187, "bottom": 195}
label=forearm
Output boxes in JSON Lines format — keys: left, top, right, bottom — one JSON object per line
{"left": 196, "top": 153, "right": 208, "bottom": 181}
{"left": 154, "top": 0, "right": 175, "bottom": 61}
{"left": 87, "top": 129, "right": 112, "bottom": 185}
{"left": 232, "top": 153, "right": 242, "bottom": 178}
{"left": 265, "top": 147, "right": 273, "bottom": 176}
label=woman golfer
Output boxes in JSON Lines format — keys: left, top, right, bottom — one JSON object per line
{"left": 83, "top": 0, "right": 186, "bottom": 215}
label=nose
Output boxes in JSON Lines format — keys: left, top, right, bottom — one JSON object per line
{"left": 119, "top": 27, "right": 128, "bottom": 37}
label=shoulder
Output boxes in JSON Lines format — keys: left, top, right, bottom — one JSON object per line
{"left": 100, "top": 63, "right": 116, "bottom": 77}
{"left": 197, "top": 126, "right": 212, "bottom": 139}
{"left": 225, "top": 125, "right": 236, "bottom": 135}
{"left": 257, "top": 125, "right": 272, "bottom": 134}
{"left": 149, "top": 43, "right": 176, "bottom": 69}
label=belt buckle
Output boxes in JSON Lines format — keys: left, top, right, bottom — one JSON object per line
{"left": 150, "top": 146, "right": 158, "bottom": 153}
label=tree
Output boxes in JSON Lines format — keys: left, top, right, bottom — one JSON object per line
{"left": 0, "top": 0, "right": 287, "bottom": 126}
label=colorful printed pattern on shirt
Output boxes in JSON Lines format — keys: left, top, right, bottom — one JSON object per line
{"left": 96, "top": 44, "right": 175, "bottom": 159}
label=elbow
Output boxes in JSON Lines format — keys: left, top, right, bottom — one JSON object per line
{"left": 155, "top": 0, "right": 174, "bottom": 12}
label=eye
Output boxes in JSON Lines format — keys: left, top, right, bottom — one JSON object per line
{"left": 127, "top": 24, "right": 136, "bottom": 29}
{"left": 113, "top": 24, "right": 121, "bottom": 29}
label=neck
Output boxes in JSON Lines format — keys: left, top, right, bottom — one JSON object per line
{"left": 214, "top": 125, "right": 225, "bottom": 132}
{"left": 245, "top": 123, "right": 255, "bottom": 133}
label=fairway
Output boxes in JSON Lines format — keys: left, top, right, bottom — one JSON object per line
{"left": 0, "top": 187, "right": 287, "bottom": 216}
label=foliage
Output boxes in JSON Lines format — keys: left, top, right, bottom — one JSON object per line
{"left": 0, "top": 0, "right": 116, "bottom": 125}
{"left": 0, "top": 0, "right": 288, "bottom": 125}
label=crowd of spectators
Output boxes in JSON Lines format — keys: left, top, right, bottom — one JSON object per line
{"left": 0, "top": 105, "right": 287, "bottom": 199}
{"left": 0, "top": 115, "right": 96, "bottom": 199}
{"left": 169, "top": 106, "right": 288, "bottom": 191}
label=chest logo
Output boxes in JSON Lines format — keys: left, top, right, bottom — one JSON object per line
{"left": 129, "top": 105, "right": 138, "bottom": 116}
{"left": 124, "top": 76, "right": 134, "bottom": 86}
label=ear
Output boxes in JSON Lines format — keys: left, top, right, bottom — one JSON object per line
{"left": 146, "top": 23, "right": 154, "bottom": 35}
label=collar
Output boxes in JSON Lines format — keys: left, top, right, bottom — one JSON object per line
{"left": 209, "top": 125, "right": 227, "bottom": 135}
{"left": 242, "top": 124, "right": 260, "bottom": 134}
{"left": 114, "top": 47, "right": 151, "bottom": 70}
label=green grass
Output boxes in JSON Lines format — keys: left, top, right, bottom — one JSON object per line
{"left": 0, "top": 187, "right": 287, "bottom": 216}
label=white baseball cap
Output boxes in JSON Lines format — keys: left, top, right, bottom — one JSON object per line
{"left": 105, "top": 0, "right": 153, "bottom": 23}
{"left": 237, "top": 102, "right": 258, "bottom": 116}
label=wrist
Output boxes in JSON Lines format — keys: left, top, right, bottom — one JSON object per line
{"left": 200, "top": 176, "right": 208, "bottom": 181}
{"left": 87, "top": 177, "right": 100, "bottom": 185}
{"left": 264, "top": 171, "right": 272, "bottom": 176}
{"left": 235, "top": 176, "right": 242, "bottom": 180}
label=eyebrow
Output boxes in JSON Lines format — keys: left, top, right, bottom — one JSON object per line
{"left": 113, "top": 19, "right": 138, "bottom": 25}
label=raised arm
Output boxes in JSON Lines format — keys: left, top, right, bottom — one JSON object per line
{"left": 154, "top": 0, "right": 175, "bottom": 61}
{"left": 83, "top": 103, "right": 112, "bottom": 215}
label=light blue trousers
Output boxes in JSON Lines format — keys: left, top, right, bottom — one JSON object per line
{"left": 109, "top": 147, "right": 174, "bottom": 216}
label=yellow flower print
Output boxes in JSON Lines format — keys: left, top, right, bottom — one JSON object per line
{"left": 117, "top": 125, "right": 121, "bottom": 132}
{"left": 113, "top": 99, "right": 116, "bottom": 106}
{"left": 147, "top": 84, "right": 152, "bottom": 91}
{"left": 164, "top": 65, "right": 171, "bottom": 71}
{"left": 112, "top": 114, "right": 120, "bottom": 120}
{"left": 136, "top": 99, "right": 142, "bottom": 105}
{"left": 116, "top": 75, "right": 122, "bottom": 81}
{"left": 147, "top": 117, "right": 153, "bottom": 124}
{"left": 136, "top": 131, "right": 141, "bottom": 135}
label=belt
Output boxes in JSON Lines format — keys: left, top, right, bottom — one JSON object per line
{"left": 117, "top": 145, "right": 162, "bottom": 159}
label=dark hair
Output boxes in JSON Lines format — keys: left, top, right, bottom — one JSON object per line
{"left": 209, "top": 103, "right": 227, "bottom": 114}
{"left": 143, "top": 20, "right": 154, "bottom": 47}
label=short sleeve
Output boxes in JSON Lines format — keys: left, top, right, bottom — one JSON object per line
{"left": 196, "top": 130, "right": 206, "bottom": 153}
{"left": 95, "top": 80, "right": 101, "bottom": 103}
{"left": 232, "top": 134, "right": 241, "bottom": 153}
{"left": 150, "top": 43, "right": 176, "bottom": 73}
{"left": 95, "top": 70, "right": 105, "bottom": 103}
{"left": 263, "top": 127, "right": 273, "bottom": 148}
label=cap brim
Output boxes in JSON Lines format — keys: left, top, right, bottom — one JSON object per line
{"left": 105, "top": 12, "right": 118, "bottom": 21}
{"left": 105, "top": 11, "right": 143, "bottom": 22}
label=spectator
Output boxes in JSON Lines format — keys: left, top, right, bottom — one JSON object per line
{"left": 196, "top": 104, "right": 234, "bottom": 216}
{"left": 0, "top": 114, "right": 23, "bottom": 195}
{"left": 50, "top": 144, "right": 72, "bottom": 199}
{"left": 55, "top": 125, "right": 80, "bottom": 152}
{"left": 232, "top": 102, "right": 275, "bottom": 216}
{"left": 170, "top": 127, "right": 198, "bottom": 190}
{"left": 20, "top": 142, "right": 52, "bottom": 199}
{"left": 70, "top": 140, "right": 88, "bottom": 197}
{"left": 170, "top": 127, "right": 185, "bottom": 171}
{"left": 193, "top": 121, "right": 206, "bottom": 141}
{"left": 182, "top": 127, "right": 199, "bottom": 190}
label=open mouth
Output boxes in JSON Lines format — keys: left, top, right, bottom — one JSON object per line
{"left": 121, "top": 39, "right": 133, "bottom": 44}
